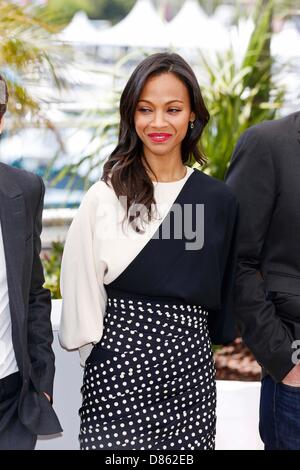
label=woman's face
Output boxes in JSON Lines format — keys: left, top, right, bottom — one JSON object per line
{"left": 134, "top": 72, "right": 195, "bottom": 160}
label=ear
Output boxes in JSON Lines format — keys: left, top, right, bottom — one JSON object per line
{"left": 189, "top": 111, "right": 196, "bottom": 123}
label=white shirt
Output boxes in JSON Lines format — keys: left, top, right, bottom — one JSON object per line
{"left": 0, "top": 221, "right": 19, "bottom": 379}
{"left": 59, "top": 166, "right": 194, "bottom": 365}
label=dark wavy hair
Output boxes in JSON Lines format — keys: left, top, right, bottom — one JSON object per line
{"left": 101, "top": 52, "right": 210, "bottom": 233}
{"left": 0, "top": 73, "right": 8, "bottom": 120}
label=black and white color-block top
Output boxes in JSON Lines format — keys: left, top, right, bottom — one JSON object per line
{"left": 59, "top": 165, "right": 239, "bottom": 364}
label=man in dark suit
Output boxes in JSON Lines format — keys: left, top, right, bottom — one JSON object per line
{"left": 0, "top": 74, "right": 62, "bottom": 449}
{"left": 225, "top": 112, "right": 300, "bottom": 449}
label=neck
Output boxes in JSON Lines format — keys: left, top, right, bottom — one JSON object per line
{"left": 142, "top": 156, "right": 186, "bottom": 183}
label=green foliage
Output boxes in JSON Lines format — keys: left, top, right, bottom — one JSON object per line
{"left": 89, "top": 0, "right": 136, "bottom": 23}
{"left": 242, "top": 0, "right": 272, "bottom": 110}
{"left": 0, "top": 0, "right": 68, "bottom": 130}
{"left": 41, "top": 0, "right": 135, "bottom": 25}
{"left": 50, "top": 1, "right": 286, "bottom": 189}
{"left": 40, "top": 0, "right": 93, "bottom": 25}
{"left": 47, "top": 97, "right": 120, "bottom": 190}
{"left": 56, "top": 0, "right": 285, "bottom": 186}
{"left": 46, "top": 50, "right": 146, "bottom": 190}
{"left": 42, "top": 241, "right": 64, "bottom": 299}
{"left": 198, "top": 0, "right": 284, "bottom": 180}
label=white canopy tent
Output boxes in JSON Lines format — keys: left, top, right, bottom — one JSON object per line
{"left": 270, "top": 21, "right": 300, "bottom": 115}
{"left": 166, "top": 0, "right": 229, "bottom": 51}
{"left": 95, "top": 0, "right": 169, "bottom": 48}
{"left": 58, "top": 10, "right": 102, "bottom": 45}
{"left": 212, "top": 4, "right": 235, "bottom": 27}
{"left": 271, "top": 21, "right": 300, "bottom": 59}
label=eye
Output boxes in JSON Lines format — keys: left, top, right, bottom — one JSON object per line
{"left": 137, "top": 107, "right": 152, "bottom": 113}
{"left": 168, "top": 108, "right": 181, "bottom": 113}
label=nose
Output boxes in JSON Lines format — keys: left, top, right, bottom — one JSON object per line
{"left": 150, "top": 110, "right": 168, "bottom": 129}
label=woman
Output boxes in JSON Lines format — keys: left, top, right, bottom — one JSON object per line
{"left": 59, "top": 52, "right": 239, "bottom": 450}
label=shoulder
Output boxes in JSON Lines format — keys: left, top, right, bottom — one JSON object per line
{"left": 78, "top": 178, "right": 116, "bottom": 211}
{"left": 0, "top": 163, "right": 43, "bottom": 212}
{"left": 192, "top": 168, "right": 238, "bottom": 208}
{"left": 83, "top": 178, "right": 114, "bottom": 200}
{"left": 238, "top": 111, "right": 299, "bottom": 148}
{"left": 0, "top": 162, "right": 41, "bottom": 190}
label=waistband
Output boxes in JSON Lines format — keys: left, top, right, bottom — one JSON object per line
{"left": 105, "top": 286, "right": 203, "bottom": 309}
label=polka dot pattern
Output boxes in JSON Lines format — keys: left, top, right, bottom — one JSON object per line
{"left": 79, "top": 293, "right": 216, "bottom": 450}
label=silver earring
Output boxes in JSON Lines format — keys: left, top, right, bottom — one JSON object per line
{"left": 190, "top": 121, "right": 195, "bottom": 129}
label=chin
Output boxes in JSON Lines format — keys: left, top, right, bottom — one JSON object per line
{"left": 149, "top": 149, "right": 172, "bottom": 157}
{"left": 147, "top": 143, "right": 173, "bottom": 153}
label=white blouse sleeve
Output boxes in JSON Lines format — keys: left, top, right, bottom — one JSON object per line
{"left": 59, "top": 183, "right": 107, "bottom": 360}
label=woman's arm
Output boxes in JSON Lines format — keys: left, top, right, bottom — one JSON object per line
{"left": 59, "top": 184, "right": 107, "bottom": 358}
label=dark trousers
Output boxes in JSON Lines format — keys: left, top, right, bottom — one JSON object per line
{"left": 259, "top": 374, "right": 300, "bottom": 450}
{"left": 0, "top": 371, "right": 37, "bottom": 450}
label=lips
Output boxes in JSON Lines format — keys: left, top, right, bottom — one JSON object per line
{"left": 148, "top": 133, "right": 172, "bottom": 143}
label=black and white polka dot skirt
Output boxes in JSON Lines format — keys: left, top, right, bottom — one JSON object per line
{"left": 79, "top": 289, "right": 216, "bottom": 450}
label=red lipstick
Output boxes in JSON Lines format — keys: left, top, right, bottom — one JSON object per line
{"left": 148, "top": 133, "right": 172, "bottom": 143}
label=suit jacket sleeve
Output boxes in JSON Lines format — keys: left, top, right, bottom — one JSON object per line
{"left": 225, "top": 128, "right": 295, "bottom": 382}
{"left": 27, "top": 175, "right": 55, "bottom": 397}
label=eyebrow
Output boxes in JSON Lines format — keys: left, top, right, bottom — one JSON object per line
{"left": 137, "top": 99, "right": 184, "bottom": 104}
